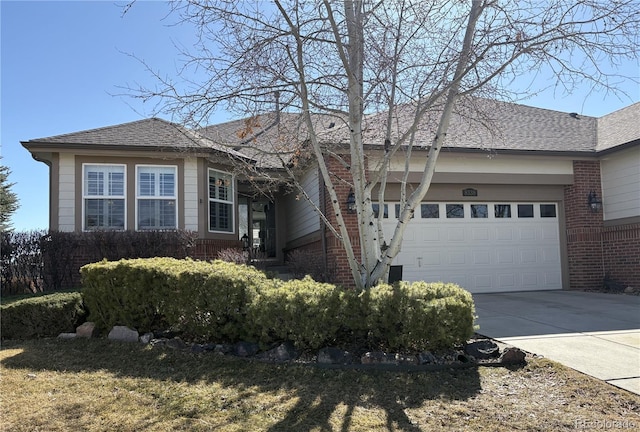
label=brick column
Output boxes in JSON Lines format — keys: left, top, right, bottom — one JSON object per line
{"left": 564, "top": 160, "right": 604, "bottom": 290}
{"left": 323, "top": 156, "right": 360, "bottom": 288}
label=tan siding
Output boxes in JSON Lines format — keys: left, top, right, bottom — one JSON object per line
{"left": 58, "top": 153, "right": 75, "bottom": 231}
{"left": 377, "top": 153, "right": 574, "bottom": 175}
{"left": 601, "top": 146, "right": 640, "bottom": 221}
{"left": 285, "top": 166, "right": 320, "bottom": 242}
{"left": 183, "top": 157, "right": 199, "bottom": 231}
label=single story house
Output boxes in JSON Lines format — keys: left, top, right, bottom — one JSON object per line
{"left": 22, "top": 98, "right": 639, "bottom": 292}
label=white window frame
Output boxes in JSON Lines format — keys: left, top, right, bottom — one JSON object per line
{"left": 135, "top": 164, "right": 178, "bottom": 230}
{"left": 208, "top": 168, "right": 235, "bottom": 233}
{"left": 82, "top": 163, "right": 126, "bottom": 231}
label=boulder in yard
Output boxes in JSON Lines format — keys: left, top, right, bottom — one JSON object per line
{"left": 108, "top": 326, "right": 139, "bottom": 343}
{"left": 76, "top": 322, "right": 96, "bottom": 338}
{"left": 464, "top": 340, "right": 500, "bottom": 359}
{"left": 500, "top": 347, "right": 527, "bottom": 365}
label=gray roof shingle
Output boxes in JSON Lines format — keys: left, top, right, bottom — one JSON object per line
{"left": 318, "top": 97, "right": 598, "bottom": 153}
{"left": 22, "top": 117, "right": 248, "bottom": 159}
{"left": 597, "top": 102, "right": 640, "bottom": 152}
{"left": 23, "top": 99, "right": 637, "bottom": 167}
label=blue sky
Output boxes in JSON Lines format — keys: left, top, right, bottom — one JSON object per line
{"left": 1, "top": 1, "right": 639, "bottom": 231}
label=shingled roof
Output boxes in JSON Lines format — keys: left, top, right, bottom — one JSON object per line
{"left": 22, "top": 117, "right": 250, "bottom": 160}
{"left": 198, "top": 112, "right": 343, "bottom": 169}
{"left": 597, "top": 102, "right": 640, "bottom": 152}
{"left": 315, "top": 97, "right": 599, "bottom": 153}
{"left": 22, "top": 99, "right": 637, "bottom": 166}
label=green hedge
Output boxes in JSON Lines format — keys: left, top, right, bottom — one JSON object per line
{"left": 81, "top": 258, "right": 271, "bottom": 341}
{"left": 80, "top": 258, "right": 476, "bottom": 351}
{"left": 363, "top": 281, "right": 476, "bottom": 350}
{"left": 1, "top": 291, "right": 86, "bottom": 339}
{"left": 250, "top": 276, "right": 360, "bottom": 350}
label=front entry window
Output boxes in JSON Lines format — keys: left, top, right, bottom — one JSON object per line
{"left": 83, "top": 164, "right": 125, "bottom": 230}
{"left": 209, "top": 169, "right": 234, "bottom": 233}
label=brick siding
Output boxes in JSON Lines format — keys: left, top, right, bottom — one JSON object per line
{"left": 563, "top": 160, "right": 639, "bottom": 290}
{"left": 563, "top": 160, "right": 605, "bottom": 290}
{"left": 602, "top": 223, "right": 640, "bottom": 289}
{"left": 323, "top": 156, "right": 360, "bottom": 287}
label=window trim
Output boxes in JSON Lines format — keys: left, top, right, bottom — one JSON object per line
{"left": 208, "top": 168, "right": 235, "bottom": 234}
{"left": 135, "top": 164, "right": 178, "bottom": 230}
{"left": 82, "top": 163, "right": 127, "bottom": 231}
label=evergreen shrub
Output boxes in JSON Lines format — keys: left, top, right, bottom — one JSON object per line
{"left": 1, "top": 291, "right": 86, "bottom": 339}
{"left": 364, "top": 281, "right": 476, "bottom": 350}
{"left": 81, "top": 258, "right": 476, "bottom": 351}
{"left": 249, "top": 276, "right": 359, "bottom": 350}
{"left": 81, "top": 258, "right": 269, "bottom": 340}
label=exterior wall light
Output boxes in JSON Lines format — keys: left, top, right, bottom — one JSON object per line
{"left": 241, "top": 233, "right": 250, "bottom": 251}
{"left": 588, "top": 190, "right": 602, "bottom": 212}
{"left": 346, "top": 189, "right": 356, "bottom": 214}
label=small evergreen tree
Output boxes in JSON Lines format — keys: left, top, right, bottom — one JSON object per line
{"left": 0, "top": 158, "right": 19, "bottom": 231}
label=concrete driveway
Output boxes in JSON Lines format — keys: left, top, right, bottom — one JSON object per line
{"left": 473, "top": 290, "right": 640, "bottom": 395}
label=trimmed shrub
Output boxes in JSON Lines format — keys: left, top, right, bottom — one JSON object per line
{"left": 81, "top": 258, "right": 174, "bottom": 333}
{"left": 363, "top": 281, "right": 476, "bottom": 351}
{"left": 81, "top": 257, "right": 476, "bottom": 352}
{"left": 81, "top": 258, "right": 270, "bottom": 341}
{"left": 249, "top": 276, "right": 359, "bottom": 350}
{"left": 163, "top": 260, "right": 271, "bottom": 342}
{"left": 0, "top": 291, "right": 86, "bottom": 339}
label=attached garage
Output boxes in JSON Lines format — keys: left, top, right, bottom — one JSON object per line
{"left": 381, "top": 202, "right": 562, "bottom": 293}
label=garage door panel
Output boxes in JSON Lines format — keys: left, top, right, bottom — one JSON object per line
{"left": 496, "top": 227, "right": 515, "bottom": 241}
{"left": 473, "top": 250, "right": 491, "bottom": 265}
{"left": 422, "top": 228, "right": 440, "bottom": 241}
{"left": 421, "top": 251, "right": 441, "bottom": 266}
{"left": 498, "top": 273, "right": 517, "bottom": 290}
{"left": 448, "top": 251, "right": 467, "bottom": 265}
{"left": 520, "top": 227, "right": 537, "bottom": 241}
{"left": 384, "top": 201, "right": 561, "bottom": 293}
{"left": 497, "top": 249, "right": 515, "bottom": 264}
{"left": 447, "top": 228, "right": 465, "bottom": 242}
{"left": 472, "top": 227, "right": 490, "bottom": 241}
{"left": 520, "top": 249, "right": 538, "bottom": 264}
{"left": 542, "top": 225, "right": 559, "bottom": 240}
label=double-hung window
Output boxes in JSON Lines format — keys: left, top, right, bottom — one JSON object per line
{"left": 208, "top": 169, "right": 234, "bottom": 233}
{"left": 83, "top": 164, "right": 126, "bottom": 230}
{"left": 136, "top": 165, "right": 177, "bottom": 230}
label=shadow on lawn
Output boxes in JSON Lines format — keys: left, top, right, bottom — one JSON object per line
{"left": 2, "top": 339, "right": 483, "bottom": 431}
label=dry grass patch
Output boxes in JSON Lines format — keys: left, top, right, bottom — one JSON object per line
{"left": 1, "top": 338, "right": 639, "bottom": 431}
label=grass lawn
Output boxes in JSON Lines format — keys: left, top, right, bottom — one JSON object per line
{"left": 1, "top": 338, "right": 639, "bottom": 431}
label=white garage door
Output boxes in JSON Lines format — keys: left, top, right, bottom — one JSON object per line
{"left": 380, "top": 202, "right": 562, "bottom": 293}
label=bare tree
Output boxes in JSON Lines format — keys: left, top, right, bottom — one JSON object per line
{"left": 128, "top": 0, "right": 639, "bottom": 289}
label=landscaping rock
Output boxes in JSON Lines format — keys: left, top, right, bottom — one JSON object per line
{"left": 165, "top": 337, "right": 188, "bottom": 350}
{"left": 213, "top": 344, "right": 234, "bottom": 355}
{"left": 464, "top": 340, "right": 500, "bottom": 359}
{"left": 500, "top": 347, "right": 527, "bottom": 365}
{"left": 76, "top": 322, "right": 96, "bottom": 338}
{"left": 418, "top": 351, "right": 437, "bottom": 364}
{"left": 139, "top": 332, "right": 154, "bottom": 344}
{"left": 317, "top": 347, "right": 354, "bottom": 365}
{"left": 108, "top": 326, "right": 139, "bottom": 343}
{"left": 58, "top": 332, "right": 76, "bottom": 339}
{"left": 257, "top": 342, "right": 298, "bottom": 362}
{"left": 361, "top": 351, "right": 417, "bottom": 365}
{"left": 234, "top": 341, "right": 260, "bottom": 357}
{"left": 624, "top": 286, "right": 636, "bottom": 294}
